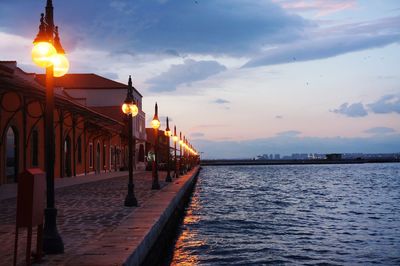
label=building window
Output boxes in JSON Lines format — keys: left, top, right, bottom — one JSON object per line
{"left": 6, "top": 126, "right": 19, "bottom": 183}
{"left": 89, "top": 142, "right": 93, "bottom": 168}
{"left": 31, "top": 129, "right": 39, "bottom": 167}
{"left": 77, "top": 136, "right": 82, "bottom": 164}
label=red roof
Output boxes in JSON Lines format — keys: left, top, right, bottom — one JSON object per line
{"left": 35, "top": 73, "right": 142, "bottom": 97}
{"left": 91, "top": 106, "right": 126, "bottom": 123}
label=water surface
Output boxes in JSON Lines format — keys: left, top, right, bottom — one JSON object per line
{"left": 171, "top": 164, "right": 400, "bottom": 265}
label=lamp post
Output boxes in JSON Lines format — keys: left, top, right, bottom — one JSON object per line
{"left": 31, "top": 0, "right": 69, "bottom": 254}
{"left": 151, "top": 103, "right": 161, "bottom": 189}
{"left": 179, "top": 132, "right": 183, "bottom": 175}
{"left": 172, "top": 126, "right": 179, "bottom": 178}
{"left": 164, "top": 117, "right": 172, "bottom": 182}
{"left": 183, "top": 136, "right": 187, "bottom": 174}
{"left": 121, "top": 76, "right": 139, "bottom": 207}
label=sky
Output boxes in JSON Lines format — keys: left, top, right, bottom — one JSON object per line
{"left": 1, "top": 0, "right": 399, "bottom": 158}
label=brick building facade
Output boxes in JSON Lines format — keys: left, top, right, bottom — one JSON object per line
{"left": 0, "top": 61, "right": 146, "bottom": 185}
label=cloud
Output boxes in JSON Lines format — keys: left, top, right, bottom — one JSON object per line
{"left": 273, "top": 0, "right": 356, "bottom": 16}
{"left": 0, "top": 0, "right": 310, "bottom": 57}
{"left": 146, "top": 59, "right": 227, "bottom": 92}
{"left": 364, "top": 127, "right": 396, "bottom": 135}
{"left": 190, "top": 132, "right": 205, "bottom": 138}
{"left": 243, "top": 16, "right": 400, "bottom": 67}
{"left": 193, "top": 134, "right": 400, "bottom": 159}
{"left": 0, "top": 32, "right": 33, "bottom": 67}
{"left": 244, "top": 33, "right": 400, "bottom": 68}
{"left": 192, "top": 124, "right": 229, "bottom": 130}
{"left": 164, "top": 49, "right": 180, "bottom": 57}
{"left": 332, "top": 102, "right": 368, "bottom": 117}
{"left": 367, "top": 94, "right": 400, "bottom": 114}
{"left": 100, "top": 72, "right": 119, "bottom": 80}
{"left": 213, "top": 98, "right": 230, "bottom": 104}
{"left": 2, "top": 1, "right": 398, "bottom": 80}
{"left": 277, "top": 130, "right": 302, "bottom": 137}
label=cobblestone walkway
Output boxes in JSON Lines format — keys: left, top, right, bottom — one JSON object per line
{"left": 0, "top": 171, "right": 169, "bottom": 266}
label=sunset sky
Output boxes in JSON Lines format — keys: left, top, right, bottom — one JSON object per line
{"left": 1, "top": 0, "right": 399, "bottom": 158}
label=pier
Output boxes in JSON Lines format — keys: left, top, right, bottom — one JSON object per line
{"left": 0, "top": 167, "right": 200, "bottom": 266}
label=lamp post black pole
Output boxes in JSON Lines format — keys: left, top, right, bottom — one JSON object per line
{"left": 179, "top": 132, "right": 183, "bottom": 175}
{"left": 165, "top": 117, "right": 172, "bottom": 182}
{"left": 124, "top": 76, "right": 138, "bottom": 206}
{"left": 174, "top": 126, "right": 179, "bottom": 178}
{"left": 43, "top": 0, "right": 64, "bottom": 254}
{"left": 183, "top": 136, "right": 186, "bottom": 174}
{"left": 152, "top": 103, "right": 160, "bottom": 190}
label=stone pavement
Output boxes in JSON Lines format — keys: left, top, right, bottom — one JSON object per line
{"left": 0, "top": 170, "right": 171, "bottom": 266}
{"left": 0, "top": 171, "right": 131, "bottom": 201}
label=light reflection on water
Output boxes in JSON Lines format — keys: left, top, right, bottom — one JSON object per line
{"left": 171, "top": 194, "right": 202, "bottom": 266}
{"left": 170, "top": 163, "right": 400, "bottom": 265}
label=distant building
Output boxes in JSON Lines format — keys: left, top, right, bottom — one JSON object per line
{"left": 326, "top": 153, "right": 342, "bottom": 160}
{"left": 274, "top": 154, "right": 280, "bottom": 160}
{"left": 292, "top": 153, "right": 308, "bottom": 160}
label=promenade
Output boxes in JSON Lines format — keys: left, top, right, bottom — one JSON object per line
{"left": 0, "top": 168, "right": 199, "bottom": 266}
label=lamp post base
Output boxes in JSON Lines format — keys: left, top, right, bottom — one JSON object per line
{"left": 43, "top": 208, "right": 64, "bottom": 254}
{"left": 165, "top": 173, "right": 172, "bottom": 182}
{"left": 124, "top": 184, "right": 138, "bottom": 207}
{"left": 152, "top": 181, "right": 160, "bottom": 190}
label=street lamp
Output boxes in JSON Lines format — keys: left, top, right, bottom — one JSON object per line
{"left": 121, "top": 76, "right": 138, "bottom": 207}
{"left": 31, "top": 0, "right": 69, "bottom": 254}
{"left": 164, "top": 117, "right": 172, "bottom": 182}
{"left": 179, "top": 132, "right": 183, "bottom": 175}
{"left": 172, "top": 126, "right": 179, "bottom": 178}
{"left": 183, "top": 136, "right": 187, "bottom": 174}
{"left": 151, "top": 103, "right": 161, "bottom": 189}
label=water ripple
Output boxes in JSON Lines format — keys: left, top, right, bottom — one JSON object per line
{"left": 170, "top": 163, "right": 400, "bottom": 265}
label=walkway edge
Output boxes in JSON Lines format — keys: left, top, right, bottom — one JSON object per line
{"left": 125, "top": 167, "right": 200, "bottom": 266}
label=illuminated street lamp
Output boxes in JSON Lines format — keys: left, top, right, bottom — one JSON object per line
{"left": 182, "top": 135, "right": 187, "bottom": 174}
{"left": 121, "top": 76, "right": 138, "bottom": 207}
{"left": 172, "top": 126, "right": 179, "bottom": 178}
{"left": 164, "top": 117, "right": 172, "bottom": 182}
{"left": 31, "top": 0, "right": 69, "bottom": 254}
{"left": 151, "top": 103, "right": 161, "bottom": 189}
{"left": 179, "top": 132, "right": 183, "bottom": 175}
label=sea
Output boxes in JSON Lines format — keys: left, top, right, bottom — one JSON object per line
{"left": 169, "top": 163, "right": 400, "bottom": 265}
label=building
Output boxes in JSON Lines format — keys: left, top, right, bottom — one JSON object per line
{"left": 145, "top": 128, "right": 171, "bottom": 165}
{"left": 326, "top": 153, "right": 342, "bottom": 160}
{"left": 0, "top": 61, "right": 146, "bottom": 185}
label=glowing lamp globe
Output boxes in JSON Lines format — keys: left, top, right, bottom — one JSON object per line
{"left": 122, "top": 102, "right": 138, "bottom": 116}
{"left": 164, "top": 130, "right": 171, "bottom": 137}
{"left": 51, "top": 53, "right": 69, "bottom": 77}
{"left": 130, "top": 104, "right": 138, "bottom": 116}
{"left": 179, "top": 139, "right": 183, "bottom": 145}
{"left": 32, "top": 42, "right": 57, "bottom": 68}
{"left": 172, "top": 135, "right": 178, "bottom": 142}
{"left": 122, "top": 103, "right": 131, "bottom": 114}
{"left": 151, "top": 118, "right": 160, "bottom": 129}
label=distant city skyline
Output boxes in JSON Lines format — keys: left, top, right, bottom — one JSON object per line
{"left": 1, "top": 0, "right": 399, "bottom": 158}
